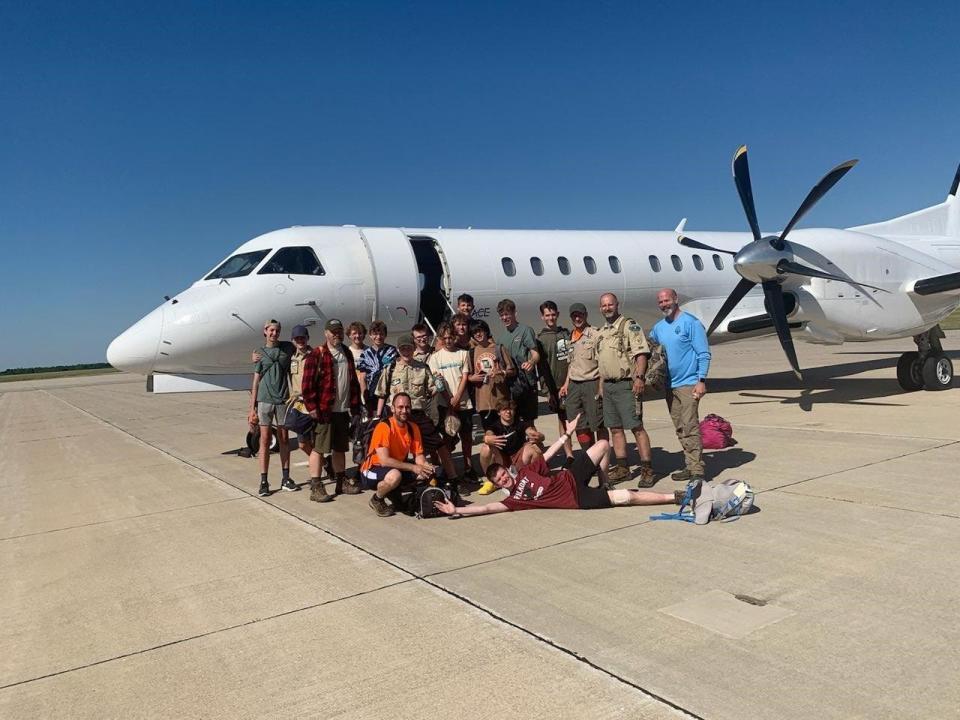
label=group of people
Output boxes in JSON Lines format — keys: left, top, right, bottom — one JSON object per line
{"left": 248, "top": 289, "right": 712, "bottom": 519}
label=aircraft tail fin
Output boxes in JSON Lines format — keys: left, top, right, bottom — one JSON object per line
{"left": 849, "top": 162, "right": 960, "bottom": 238}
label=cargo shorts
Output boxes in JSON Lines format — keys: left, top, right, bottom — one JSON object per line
{"left": 601, "top": 379, "right": 643, "bottom": 430}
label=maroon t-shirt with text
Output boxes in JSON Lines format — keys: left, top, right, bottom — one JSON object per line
{"left": 501, "top": 457, "right": 579, "bottom": 511}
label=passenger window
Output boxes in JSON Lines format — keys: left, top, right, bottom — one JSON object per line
{"left": 530, "top": 257, "right": 544, "bottom": 276}
{"left": 693, "top": 254, "right": 704, "bottom": 271}
{"left": 713, "top": 254, "right": 724, "bottom": 270}
{"left": 558, "top": 257, "right": 571, "bottom": 275}
{"left": 258, "top": 246, "right": 326, "bottom": 276}
{"left": 583, "top": 256, "right": 597, "bottom": 274}
{"left": 205, "top": 249, "right": 271, "bottom": 280}
{"left": 502, "top": 257, "right": 516, "bottom": 277}
{"left": 608, "top": 256, "right": 622, "bottom": 273}
{"left": 671, "top": 255, "right": 683, "bottom": 271}
{"left": 649, "top": 255, "right": 661, "bottom": 272}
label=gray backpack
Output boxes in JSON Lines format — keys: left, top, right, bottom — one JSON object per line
{"left": 692, "top": 479, "right": 755, "bottom": 525}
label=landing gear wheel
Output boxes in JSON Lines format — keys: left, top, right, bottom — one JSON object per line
{"left": 921, "top": 353, "right": 953, "bottom": 391}
{"left": 896, "top": 351, "right": 923, "bottom": 392}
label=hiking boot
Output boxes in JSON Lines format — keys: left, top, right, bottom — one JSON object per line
{"left": 258, "top": 479, "right": 270, "bottom": 497}
{"left": 671, "top": 468, "right": 694, "bottom": 483}
{"left": 478, "top": 480, "right": 497, "bottom": 495}
{"left": 309, "top": 478, "right": 333, "bottom": 503}
{"left": 637, "top": 463, "right": 656, "bottom": 488}
{"left": 281, "top": 477, "right": 299, "bottom": 492}
{"left": 369, "top": 494, "right": 395, "bottom": 517}
{"left": 336, "top": 473, "right": 362, "bottom": 495}
{"left": 606, "top": 464, "right": 630, "bottom": 484}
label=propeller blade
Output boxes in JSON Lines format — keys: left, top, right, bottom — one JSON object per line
{"left": 761, "top": 280, "right": 802, "bottom": 380}
{"left": 706, "top": 277, "right": 757, "bottom": 336}
{"left": 778, "top": 159, "right": 859, "bottom": 244}
{"left": 678, "top": 235, "right": 737, "bottom": 255}
{"left": 777, "top": 259, "right": 886, "bottom": 292}
{"left": 732, "top": 145, "right": 762, "bottom": 243}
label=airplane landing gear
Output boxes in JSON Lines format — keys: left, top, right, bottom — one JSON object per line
{"left": 897, "top": 326, "right": 953, "bottom": 391}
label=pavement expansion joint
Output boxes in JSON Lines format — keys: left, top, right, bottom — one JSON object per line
{"left": 760, "top": 438, "right": 959, "bottom": 496}
{"left": 41, "top": 389, "right": 704, "bottom": 718}
{"left": 0, "top": 578, "right": 414, "bottom": 693}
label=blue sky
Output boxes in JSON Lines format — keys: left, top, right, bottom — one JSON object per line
{"left": 2, "top": 0, "right": 958, "bottom": 369}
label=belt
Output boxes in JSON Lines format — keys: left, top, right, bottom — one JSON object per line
{"left": 602, "top": 378, "right": 631, "bottom": 383}
{"left": 569, "top": 378, "right": 599, "bottom": 383}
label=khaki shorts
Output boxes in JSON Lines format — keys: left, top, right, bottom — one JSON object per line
{"left": 602, "top": 379, "right": 643, "bottom": 430}
{"left": 313, "top": 412, "right": 351, "bottom": 454}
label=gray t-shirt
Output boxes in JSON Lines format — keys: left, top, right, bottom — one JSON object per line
{"left": 255, "top": 342, "right": 293, "bottom": 404}
{"left": 330, "top": 345, "right": 352, "bottom": 413}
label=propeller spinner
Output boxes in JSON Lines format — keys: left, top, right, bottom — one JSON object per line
{"left": 678, "top": 146, "right": 877, "bottom": 380}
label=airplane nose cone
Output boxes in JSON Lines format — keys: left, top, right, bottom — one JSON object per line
{"left": 107, "top": 306, "right": 164, "bottom": 374}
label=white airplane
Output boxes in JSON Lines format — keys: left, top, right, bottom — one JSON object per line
{"left": 108, "top": 147, "right": 960, "bottom": 394}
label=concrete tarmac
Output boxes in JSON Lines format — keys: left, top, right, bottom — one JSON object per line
{"left": 2, "top": 334, "right": 959, "bottom": 719}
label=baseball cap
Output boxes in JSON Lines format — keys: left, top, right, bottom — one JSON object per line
{"left": 291, "top": 324, "right": 309, "bottom": 339}
{"left": 397, "top": 333, "right": 415, "bottom": 348}
{"left": 324, "top": 318, "right": 344, "bottom": 332}
{"left": 569, "top": 303, "right": 587, "bottom": 316}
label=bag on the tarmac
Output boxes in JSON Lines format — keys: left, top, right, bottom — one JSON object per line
{"left": 700, "top": 413, "right": 735, "bottom": 449}
{"left": 407, "top": 484, "right": 451, "bottom": 519}
{"left": 649, "top": 478, "right": 755, "bottom": 525}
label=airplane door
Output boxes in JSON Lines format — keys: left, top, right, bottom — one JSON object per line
{"left": 358, "top": 227, "right": 420, "bottom": 328}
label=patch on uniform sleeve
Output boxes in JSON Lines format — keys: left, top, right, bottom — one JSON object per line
{"left": 629, "top": 323, "right": 643, "bottom": 332}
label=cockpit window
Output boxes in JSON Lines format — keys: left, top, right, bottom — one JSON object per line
{"left": 258, "top": 246, "right": 326, "bottom": 276}
{"left": 205, "top": 249, "right": 271, "bottom": 280}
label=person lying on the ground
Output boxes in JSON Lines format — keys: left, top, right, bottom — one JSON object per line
{"left": 433, "top": 413, "right": 685, "bottom": 517}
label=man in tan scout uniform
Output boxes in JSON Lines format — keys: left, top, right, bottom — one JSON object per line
{"left": 595, "top": 293, "right": 656, "bottom": 486}
{"left": 559, "top": 303, "right": 608, "bottom": 459}
{"left": 287, "top": 325, "right": 315, "bottom": 458}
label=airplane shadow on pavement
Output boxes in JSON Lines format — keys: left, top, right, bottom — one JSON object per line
{"left": 710, "top": 350, "right": 960, "bottom": 411}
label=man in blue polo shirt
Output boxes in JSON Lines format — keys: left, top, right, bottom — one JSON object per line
{"left": 649, "top": 288, "right": 712, "bottom": 485}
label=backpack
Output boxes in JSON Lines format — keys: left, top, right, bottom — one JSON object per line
{"left": 700, "top": 414, "right": 734, "bottom": 449}
{"left": 649, "top": 478, "right": 755, "bottom": 524}
{"left": 609, "top": 320, "right": 665, "bottom": 393}
{"left": 644, "top": 337, "right": 667, "bottom": 392}
{"left": 406, "top": 485, "right": 451, "bottom": 519}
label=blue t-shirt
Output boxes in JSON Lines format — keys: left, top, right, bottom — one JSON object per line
{"left": 650, "top": 311, "right": 711, "bottom": 389}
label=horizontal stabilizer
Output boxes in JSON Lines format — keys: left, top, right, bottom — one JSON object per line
{"left": 912, "top": 271, "right": 960, "bottom": 296}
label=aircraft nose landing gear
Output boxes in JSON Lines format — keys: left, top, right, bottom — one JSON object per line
{"left": 897, "top": 325, "right": 954, "bottom": 391}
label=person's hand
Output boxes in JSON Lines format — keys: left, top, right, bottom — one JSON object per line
{"left": 632, "top": 377, "right": 645, "bottom": 397}
{"left": 520, "top": 360, "right": 534, "bottom": 372}
{"left": 416, "top": 462, "right": 435, "bottom": 476}
{"left": 547, "top": 394, "right": 559, "bottom": 412}
{"left": 558, "top": 384, "right": 568, "bottom": 399}
{"left": 564, "top": 413, "right": 582, "bottom": 435}
{"left": 433, "top": 498, "right": 456, "bottom": 515}
{"left": 309, "top": 409, "right": 319, "bottom": 420}
{"left": 487, "top": 435, "right": 507, "bottom": 449}
{"left": 252, "top": 351, "right": 261, "bottom": 363}
{"left": 692, "top": 381, "right": 707, "bottom": 400}
{"left": 247, "top": 409, "right": 258, "bottom": 425}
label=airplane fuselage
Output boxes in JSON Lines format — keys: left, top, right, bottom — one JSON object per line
{"left": 108, "top": 225, "right": 960, "bottom": 377}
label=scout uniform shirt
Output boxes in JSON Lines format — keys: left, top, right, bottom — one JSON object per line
{"left": 374, "top": 358, "right": 438, "bottom": 410}
{"left": 288, "top": 346, "right": 311, "bottom": 412}
{"left": 596, "top": 315, "right": 650, "bottom": 380}
{"left": 566, "top": 326, "right": 601, "bottom": 382}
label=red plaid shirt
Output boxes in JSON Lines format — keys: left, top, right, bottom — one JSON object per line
{"left": 301, "top": 344, "right": 361, "bottom": 421}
